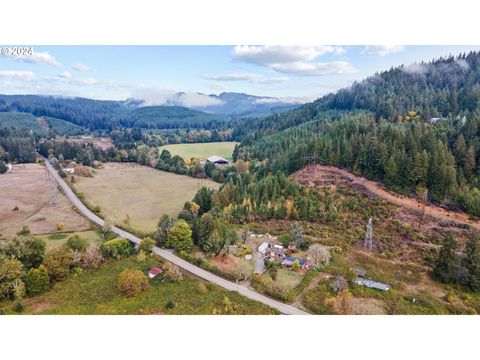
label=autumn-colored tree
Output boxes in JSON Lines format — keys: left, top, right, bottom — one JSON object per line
{"left": 165, "top": 220, "right": 193, "bottom": 252}
{"left": 26, "top": 264, "right": 50, "bottom": 296}
{"left": 43, "top": 245, "right": 74, "bottom": 282}
{"left": 118, "top": 269, "right": 150, "bottom": 297}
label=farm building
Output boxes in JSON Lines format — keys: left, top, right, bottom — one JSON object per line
{"left": 148, "top": 267, "right": 163, "bottom": 279}
{"left": 6, "top": 163, "right": 12, "bottom": 173}
{"left": 354, "top": 278, "right": 391, "bottom": 291}
{"left": 206, "top": 155, "right": 230, "bottom": 168}
{"left": 63, "top": 167, "right": 75, "bottom": 174}
{"left": 281, "top": 256, "right": 310, "bottom": 270}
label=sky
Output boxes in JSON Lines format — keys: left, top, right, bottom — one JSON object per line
{"left": 0, "top": 45, "right": 479, "bottom": 105}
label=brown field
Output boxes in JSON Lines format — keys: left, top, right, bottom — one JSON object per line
{"left": 72, "top": 162, "right": 221, "bottom": 233}
{"left": 63, "top": 136, "right": 114, "bottom": 151}
{"left": 0, "top": 163, "right": 90, "bottom": 239}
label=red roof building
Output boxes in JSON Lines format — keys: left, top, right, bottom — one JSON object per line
{"left": 148, "top": 267, "right": 163, "bottom": 279}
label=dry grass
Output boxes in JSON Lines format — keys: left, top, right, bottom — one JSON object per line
{"left": 159, "top": 141, "right": 238, "bottom": 161}
{"left": 0, "top": 163, "right": 90, "bottom": 239}
{"left": 63, "top": 136, "right": 114, "bottom": 151}
{"left": 73, "top": 162, "right": 221, "bottom": 232}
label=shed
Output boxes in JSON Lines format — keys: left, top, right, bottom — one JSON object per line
{"left": 63, "top": 167, "right": 75, "bottom": 174}
{"left": 148, "top": 267, "right": 163, "bottom": 279}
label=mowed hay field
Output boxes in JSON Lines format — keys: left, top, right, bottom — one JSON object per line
{"left": 159, "top": 141, "right": 238, "bottom": 160}
{"left": 73, "top": 163, "right": 221, "bottom": 233}
{"left": 0, "top": 164, "right": 90, "bottom": 239}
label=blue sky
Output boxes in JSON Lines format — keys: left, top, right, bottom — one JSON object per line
{"left": 0, "top": 45, "right": 479, "bottom": 104}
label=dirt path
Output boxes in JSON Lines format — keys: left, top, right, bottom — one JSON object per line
{"left": 292, "top": 165, "right": 479, "bottom": 230}
{"left": 293, "top": 272, "right": 325, "bottom": 307}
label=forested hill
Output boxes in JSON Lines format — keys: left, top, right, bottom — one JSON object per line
{"left": 235, "top": 51, "right": 480, "bottom": 140}
{"left": 0, "top": 94, "right": 125, "bottom": 130}
{"left": 111, "top": 106, "right": 230, "bottom": 129}
{"left": 234, "top": 52, "right": 480, "bottom": 217}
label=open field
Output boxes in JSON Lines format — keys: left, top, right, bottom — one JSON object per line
{"left": 0, "top": 163, "right": 90, "bottom": 239}
{"left": 159, "top": 141, "right": 238, "bottom": 160}
{"left": 72, "top": 162, "right": 221, "bottom": 233}
{"left": 12, "top": 256, "right": 276, "bottom": 315}
{"left": 37, "top": 230, "right": 103, "bottom": 249}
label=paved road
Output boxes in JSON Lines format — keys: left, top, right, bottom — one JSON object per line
{"left": 45, "top": 160, "right": 308, "bottom": 315}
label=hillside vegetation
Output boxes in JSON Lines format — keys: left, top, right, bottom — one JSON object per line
{"left": 234, "top": 52, "right": 480, "bottom": 217}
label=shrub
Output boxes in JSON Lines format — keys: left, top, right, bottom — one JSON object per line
{"left": 56, "top": 223, "right": 65, "bottom": 231}
{"left": 165, "top": 299, "right": 176, "bottom": 309}
{"left": 26, "top": 264, "right": 50, "bottom": 296}
{"left": 66, "top": 235, "right": 88, "bottom": 252}
{"left": 93, "top": 205, "right": 101, "bottom": 213}
{"left": 163, "top": 262, "right": 183, "bottom": 282}
{"left": 79, "top": 246, "right": 104, "bottom": 270}
{"left": 118, "top": 269, "right": 150, "bottom": 297}
{"left": 13, "top": 301, "right": 24, "bottom": 313}
{"left": 139, "top": 237, "right": 155, "bottom": 253}
{"left": 43, "top": 245, "right": 74, "bottom": 281}
{"left": 101, "top": 238, "right": 134, "bottom": 259}
{"left": 1, "top": 234, "right": 46, "bottom": 269}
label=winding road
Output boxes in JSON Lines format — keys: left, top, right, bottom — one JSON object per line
{"left": 44, "top": 159, "right": 308, "bottom": 315}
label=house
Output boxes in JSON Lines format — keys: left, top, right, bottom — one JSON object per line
{"left": 206, "top": 155, "right": 230, "bottom": 168}
{"left": 258, "top": 242, "right": 269, "bottom": 254}
{"left": 63, "top": 167, "right": 75, "bottom": 174}
{"left": 148, "top": 267, "right": 163, "bottom": 279}
{"left": 354, "top": 278, "right": 391, "bottom": 291}
{"left": 281, "top": 256, "right": 310, "bottom": 270}
{"left": 265, "top": 245, "right": 285, "bottom": 259}
{"left": 6, "top": 163, "right": 12, "bottom": 173}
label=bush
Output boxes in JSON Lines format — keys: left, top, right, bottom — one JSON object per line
{"left": 13, "top": 301, "right": 24, "bottom": 313}
{"left": 79, "top": 246, "right": 104, "bottom": 270}
{"left": 139, "top": 237, "right": 155, "bottom": 253}
{"left": 66, "top": 235, "right": 88, "bottom": 252}
{"left": 118, "top": 269, "right": 150, "bottom": 297}
{"left": 43, "top": 245, "right": 74, "bottom": 281}
{"left": 26, "top": 264, "right": 50, "bottom": 296}
{"left": 163, "top": 262, "right": 183, "bottom": 282}
{"left": 101, "top": 238, "right": 134, "bottom": 259}
{"left": 56, "top": 223, "right": 65, "bottom": 231}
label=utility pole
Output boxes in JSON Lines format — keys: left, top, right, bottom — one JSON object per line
{"left": 364, "top": 217, "right": 373, "bottom": 251}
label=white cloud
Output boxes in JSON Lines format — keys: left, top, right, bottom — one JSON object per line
{"left": 230, "top": 45, "right": 353, "bottom": 77}
{"left": 202, "top": 72, "right": 289, "bottom": 84}
{"left": 0, "top": 70, "right": 37, "bottom": 81}
{"left": 131, "top": 89, "right": 224, "bottom": 107}
{"left": 73, "top": 63, "right": 91, "bottom": 72}
{"left": 231, "top": 45, "right": 345, "bottom": 65}
{"left": 362, "top": 45, "right": 405, "bottom": 56}
{"left": 271, "top": 61, "right": 356, "bottom": 76}
{"left": 2, "top": 51, "right": 61, "bottom": 67}
{"left": 58, "top": 70, "right": 72, "bottom": 79}
{"left": 254, "top": 96, "right": 310, "bottom": 105}
{"left": 403, "top": 63, "right": 429, "bottom": 75}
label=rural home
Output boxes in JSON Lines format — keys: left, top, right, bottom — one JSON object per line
{"left": 148, "top": 267, "right": 163, "bottom": 279}
{"left": 281, "top": 256, "right": 310, "bottom": 270}
{"left": 6, "top": 163, "right": 12, "bottom": 173}
{"left": 206, "top": 155, "right": 229, "bottom": 168}
{"left": 265, "top": 245, "right": 285, "bottom": 260}
{"left": 63, "top": 167, "right": 75, "bottom": 174}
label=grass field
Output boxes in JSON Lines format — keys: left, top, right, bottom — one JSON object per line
{"left": 73, "top": 163, "right": 221, "bottom": 233}
{"left": 16, "top": 256, "right": 276, "bottom": 315}
{"left": 159, "top": 141, "right": 238, "bottom": 161}
{"left": 0, "top": 163, "right": 90, "bottom": 239}
{"left": 37, "top": 230, "right": 103, "bottom": 249}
